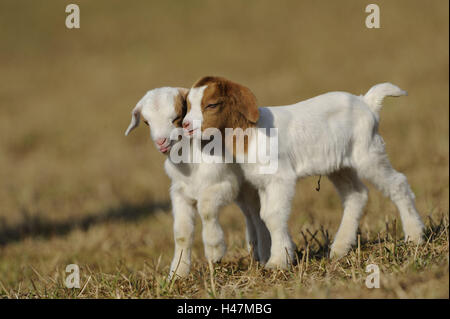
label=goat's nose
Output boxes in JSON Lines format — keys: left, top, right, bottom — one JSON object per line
{"left": 182, "top": 121, "right": 190, "bottom": 129}
{"left": 156, "top": 137, "right": 166, "bottom": 146}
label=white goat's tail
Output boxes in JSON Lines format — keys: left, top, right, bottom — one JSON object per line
{"left": 363, "top": 83, "right": 408, "bottom": 114}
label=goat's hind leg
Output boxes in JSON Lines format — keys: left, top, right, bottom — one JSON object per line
{"left": 329, "top": 168, "right": 368, "bottom": 259}
{"left": 236, "top": 183, "right": 271, "bottom": 263}
{"left": 357, "top": 150, "right": 424, "bottom": 243}
{"left": 236, "top": 196, "right": 260, "bottom": 261}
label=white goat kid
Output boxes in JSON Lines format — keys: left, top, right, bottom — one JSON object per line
{"left": 183, "top": 77, "right": 425, "bottom": 269}
{"left": 125, "top": 87, "right": 270, "bottom": 278}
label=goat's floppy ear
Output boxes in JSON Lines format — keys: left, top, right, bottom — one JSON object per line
{"left": 125, "top": 103, "right": 142, "bottom": 136}
{"left": 175, "top": 88, "right": 189, "bottom": 119}
{"left": 228, "top": 82, "right": 259, "bottom": 123}
{"left": 178, "top": 87, "right": 189, "bottom": 100}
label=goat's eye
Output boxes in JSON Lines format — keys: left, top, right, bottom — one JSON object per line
{"left": 143, "top": 120, "right": 149, "bottom": 126}
{"left": 172, "top": 116, "right": 181, "bottom": 124}
{"left": 206, "top": 102, "right": 221, "bottom": 109}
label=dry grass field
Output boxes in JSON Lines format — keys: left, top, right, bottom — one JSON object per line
{"left": 0, "top": 0, "right": 448, "bottom": 298}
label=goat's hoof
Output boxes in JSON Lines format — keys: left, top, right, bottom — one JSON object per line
{"left": 168, "top": 262, "right": 191, "bottom": 280}
{"left": 329, "top": 243, "right": 351, "bottom": 259}
{"left": 205, "top": 243, "right": 226, "bottom": 263}
{"left": 405, "top": 232, "right": 424, "bottom": 245}
{"left": 264, "top": 257, "right": 290, "bottom": 270}
{"left": 168, "top": 269, "right": 189, "bottom": 281}
{"left": 404, "top": 223, "right": 425, "bottom": 244}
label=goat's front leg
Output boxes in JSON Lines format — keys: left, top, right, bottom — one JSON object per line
{"left": 169, "top": 189, "right": 196, "bottom": 279}
{"left": 259, "top": 179, "right": 297, "bottom": 269}
{"left": 197, "top": 183, "right": 234, "bottom": 263}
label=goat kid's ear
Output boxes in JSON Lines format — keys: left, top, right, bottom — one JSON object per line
{"left": 125, "top": 103, "right": 142, "bottom": 136}
{"left": 228, "top": 82, "right": 259, "bottom": 123}
{"left": 176, "top": 87, "right": 189, "bottom": 119}
{"left": 178, "top": 87, "right": 189, "bottom": 100}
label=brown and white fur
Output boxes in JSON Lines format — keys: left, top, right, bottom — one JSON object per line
{"left": 183, "top": 76, "right": 424, "bottom": 269}
{"left": 125, "top": 87, "right": 271, "bottom": 278}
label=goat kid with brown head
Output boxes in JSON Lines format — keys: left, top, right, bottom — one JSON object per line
{"left": 184, "top": 76, "right": 424, "bottom": 269}
{"left": 125, "top": 86, "right": 270, "bottom": 278}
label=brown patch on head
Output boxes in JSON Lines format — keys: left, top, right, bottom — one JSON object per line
{"left": 173, "top": 88, "right": 188, "bottom": 128}
{"left": 190, "top": 76, "right": 259, "bottom": 132}
{"left": 190, "top": 76, "right": 259, "bottom": 156}
{"left": 193, "top": 76, "right": 222, "bottom": 88}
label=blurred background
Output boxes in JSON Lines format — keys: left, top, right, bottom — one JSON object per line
{"left": 0, "top": 0, "right": 448, "bottom": 297}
